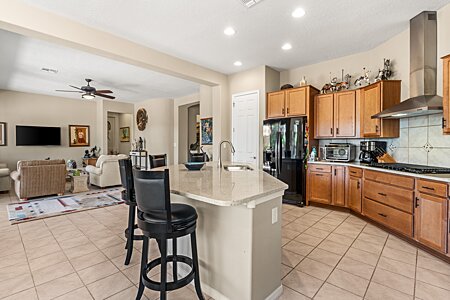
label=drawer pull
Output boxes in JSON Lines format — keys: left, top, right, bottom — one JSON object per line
{"left": 422, "top": 186, "right": 435, "bottom": 191}
{"left": 350, "top": 171, "right": 357, "bottom": 174}
{"left": 378, "top": 213, "right": 387, "bottom": 218}
{"left": 316, "top": 168, "right": 323, "bottom": 170}
{"left": 315, "top": 174, "right": 323, "bottom": 177}
{"left": 378, "top": 192, "right": 387, "bottom": 197}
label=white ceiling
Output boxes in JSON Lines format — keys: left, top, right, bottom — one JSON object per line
{"left": 0, "top": 29, "right": 199, "bottom": 102}
{"left": 21, "top": 0, "right": 450, "bottom": 74}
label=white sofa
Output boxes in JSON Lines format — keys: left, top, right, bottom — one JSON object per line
{"left": 0, "top": 163, "right": 10, "bottom": 192}
{"left": 85, "top": 154, "right": 128, "bottom": 188}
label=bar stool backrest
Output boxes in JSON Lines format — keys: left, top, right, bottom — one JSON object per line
{"left": 133, "top": 168, "right": 172, "bottom": 225}
{"left": 119, "top": 158, "right": 135, "bottom": 202}
{"left": 149, "top": 154, "right": 167, "bottom": 169}
{"left": 189, "top": 153, "right": 206, "bottom": 162}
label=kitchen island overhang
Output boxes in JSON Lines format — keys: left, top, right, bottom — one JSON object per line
{"left": 157, "top": 163, "right": 288, "bottom": 300}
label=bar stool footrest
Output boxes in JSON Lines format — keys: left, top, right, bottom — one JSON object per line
{"left": 124, "top": 224, "right": 144, "bottom": 241}
{"left": 142, "top": 255, "right": 195, "bottom": 292}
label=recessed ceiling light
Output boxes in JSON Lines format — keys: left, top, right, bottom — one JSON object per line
{"left": 292, "top": 8, "right": 306, "bottom": 18}
{"left": 282, "top": 43, "right": 292, "bottom": 50}
{"left": 234, "top": 61, "right": 242, "bottom": 66}
{"left": 224, "top": 27, "right": 236, "bottom": 36}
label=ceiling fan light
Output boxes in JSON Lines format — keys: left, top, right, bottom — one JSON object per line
{"left": 82, "top": 93, "right": 95, "bottom": 100}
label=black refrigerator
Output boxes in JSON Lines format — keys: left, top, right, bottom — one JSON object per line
{"left": 263, "top": 117, "right": 307, "bottom": 206}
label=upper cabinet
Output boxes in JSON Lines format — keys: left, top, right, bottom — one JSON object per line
{"left": 266, "top": 86, "right": 319, "bottom": 119}
{"left": 443, "top": 54, "right": 450, "bottom": 134}
{"left": 314, "top": 80, "right": 401, "bottom": 139}
{"left": 314, "top": 90, "right": 356, "bottom": 138}
{"left": 360, "top": 80, "right": 401, "bottom": 138}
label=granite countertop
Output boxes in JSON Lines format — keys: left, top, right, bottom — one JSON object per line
{"left": 308, "top": 161, "right": 450, "bottom": 183}
{"left": 159, "top": 162, "right": 288, "bottom": 207}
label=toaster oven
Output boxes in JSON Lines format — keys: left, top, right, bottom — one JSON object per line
{"left": 324, "top": 144, "right": 356, "bottom": 162}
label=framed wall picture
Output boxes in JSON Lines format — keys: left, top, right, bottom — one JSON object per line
{"left": 0, "top": 122, "right": 6, "bottom": 146}
{"left": 120, "top": 127, "right": 130, "bottom": 142}
{"left": 69, "top": 125, "right": 90, "bottom": 147}
{"left": 201, "top": 117, "right": 213, "bottom": 145}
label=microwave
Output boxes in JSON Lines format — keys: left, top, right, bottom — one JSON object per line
{"left": 324, "top": 144, "right": 356, "bottom": 162}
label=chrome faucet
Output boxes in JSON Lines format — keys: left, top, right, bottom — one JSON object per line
{"left": 218, "top": 140, "right": 235, "bottom": 168}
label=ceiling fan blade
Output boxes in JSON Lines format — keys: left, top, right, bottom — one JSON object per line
{"left": 95, "top": 90, "right": 113, "bottom": 93}
{"left": 55, "top": 90, "right": 83, "bottom": 93}
{"left": 95, "top": 93, "right": 115, "bottom": 100}
{"left": 69, "top": 85, "right": 83, "bottom": 90}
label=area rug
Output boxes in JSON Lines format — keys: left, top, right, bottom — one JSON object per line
{"left": 7, "top": 188, "right": 124, "bottom": 224}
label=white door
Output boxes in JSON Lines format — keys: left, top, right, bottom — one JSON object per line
{"left": 232, "top": 91, "right": 259, "bottom": 165}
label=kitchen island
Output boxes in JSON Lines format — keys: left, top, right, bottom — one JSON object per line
{"left": 160, "top": 162, "right": 288, "bottom": 300}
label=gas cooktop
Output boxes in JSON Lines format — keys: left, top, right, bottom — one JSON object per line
{"left": 369, "top": 163, "right": 450, "bottom": 174}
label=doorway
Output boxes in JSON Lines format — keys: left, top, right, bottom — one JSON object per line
{"left": 232, "top": 91, "right": 259, "bottom": 165}
{"left": 107, "top": 112, "right": 133, "bottom": 155}
{"left": 178, "top": 102, "right": 200, "bottom": 163}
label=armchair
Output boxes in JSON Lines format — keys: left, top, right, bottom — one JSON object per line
{"left": 85, "top": 154, "right": 127, "bottom": 188}
{"left": 0, "top": 163, "right": 10, "bottom": 192}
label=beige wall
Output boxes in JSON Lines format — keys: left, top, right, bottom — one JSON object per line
{"left": 134, "top": 98, "right": 174, "bottom": 165}
{"left": 0, "top": 90, "right": 97, "bottom": 170}
{"left": 174, "top": 93, "right": 200, "bottom": 164}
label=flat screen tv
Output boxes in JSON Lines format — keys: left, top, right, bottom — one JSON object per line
{"left": 16, "top": 125, "right": 61, "bottom": 146}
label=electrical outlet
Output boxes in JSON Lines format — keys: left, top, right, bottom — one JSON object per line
{"left": 272, "top": 207, "right": 278, "bottom": 224}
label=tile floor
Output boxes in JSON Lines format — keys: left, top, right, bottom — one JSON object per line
{"left": 1, "top": 189, "right": 449, "bottom": 300}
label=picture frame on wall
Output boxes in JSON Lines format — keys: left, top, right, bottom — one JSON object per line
{"left": 120, "top": 127, "right": 130, "bottom": 142}
{"left": 0, "top": 122, "right": 6, "bottom": 146}
{"left": 69, "top": 125, "right": 90, "bottom": 147}
{"left": 201, "top": 117, "right": 213, "bottom": 145}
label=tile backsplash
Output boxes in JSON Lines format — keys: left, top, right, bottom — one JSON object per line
{"left": 318, "top": 114, "right": 450, "bottom": 168}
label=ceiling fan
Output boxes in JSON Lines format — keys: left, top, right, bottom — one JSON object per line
{"left": 56, "top": 78, "right": 115, "bottom": 100}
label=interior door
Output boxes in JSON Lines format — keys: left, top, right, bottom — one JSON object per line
{"left": 362, "top": 83, "right": 381, "bottom": 137}
{"left": 286, "top": 88, "right": 307, "bottom": 116}
{"left": 232, "top": 91, "right": 259, "bottom": 165}
{"left": 335, "top": 91, "right": 356, "bottom": 137}
{"left": 315, "top": 94, "right": 334, "bottom": 138}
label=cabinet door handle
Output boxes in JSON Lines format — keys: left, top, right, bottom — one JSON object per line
{"left": 330, "top": 128, "right": 333, "bottom": 135}
{"left": 422, "top": 186, "right": 435, "bottom": 191}
{"left": 357, "top": 181, "right": 360, "bottom": 189}
{"left": 334, "top": 169, "right": 337, "bottom": 176}
{"left": 378, "top": 213, "right": 387, "bottom": 218}
{"left": 375, "top": 125, "right": 379, "bottom": 132}
{"left": 415, "top": 197, "right": 420, "bottom": 208}
{"left": 336, "top": 128, "right": 340, "bottom": 135}
{"left": 287, "top": 107, "right": 290, "bottom": 114}
{"left": 378, "top": 192, "right": 387, "bottom": 197}
{"left": 282, "top": 108, "right": 285, "bottom": 114}
{"left": 442, "top": 117, "right": 446, "bottom": 129}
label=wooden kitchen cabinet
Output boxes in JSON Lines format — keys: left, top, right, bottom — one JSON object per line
{"left": 332, "top": 166, "right": 346, "bottom": 206}
{"left": 308, "top": 170, "right": 332, "bottom": 204}
{"left": 348, "top": 176, "right": 362, "bottom": 213}
{"left": 443, "top": 54, "right": 450, "bottom": 134}
{"left": 286, "top": 88, "right": 307, "bottom": 116}
{"left": 415, "top": 180, "right": 448, "bottom": 253}
{"left": 314, "top": 91, "right": 356, "bottom": 138}
{"left": 314, "top": 94, "right": 334, "bottom": 137}
{"left": 266, "top": 91, "right": 286, "bottom": 118}
{"left": 360, "top": 80, "right": 401, "bottom": 138}
{"left": 266, "top": 86, "right": 319, "bottom": 119}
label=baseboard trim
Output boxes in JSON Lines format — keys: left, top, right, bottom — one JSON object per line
{"left": 265, "top": 285, "right": 283, "bottom": 300}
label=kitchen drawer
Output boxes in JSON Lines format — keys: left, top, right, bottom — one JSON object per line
{"left": 364, "top": 180, "right": 414, "bottom": 213}
{"left": 417, "top": 179, "right": 448, "bottom": 198}
{"left": 309, "top": 164, "right": 332, "bottom": 173}
{"left": 363, "top": 198, "right": 413, "bottom": 237}
{"left": 348, "top": 167, "right": 362, "bottom": 178}
{"left": 364, "top": 170, "right": 414, "bottom": 190}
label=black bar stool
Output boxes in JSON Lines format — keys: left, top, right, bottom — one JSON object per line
{"left": 149, "top": 154, "right": 167, "bottom": 169}
{"left": 189, "top": 152, "right": 206, "bottom": 162}
{"left": 133, "top": 168, "right": 204, "bottom": 300}
{"left": 119, "top": 158, "right": 143, "bottom": 265}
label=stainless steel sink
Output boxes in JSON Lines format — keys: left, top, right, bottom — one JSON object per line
{"left": 223, "top": 164, "right": 253, "bottom": 171}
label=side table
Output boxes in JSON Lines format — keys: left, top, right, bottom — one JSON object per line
{"left": 69, "top": 173, "right": 89, "bottom": 193}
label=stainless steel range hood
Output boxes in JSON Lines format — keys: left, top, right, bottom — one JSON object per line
{"left": 373, "top": 11, "right": 443, "bottom": 119}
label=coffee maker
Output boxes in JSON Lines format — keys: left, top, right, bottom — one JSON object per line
{"left": 359, "top": 141, "right": 387, "bottom": 163}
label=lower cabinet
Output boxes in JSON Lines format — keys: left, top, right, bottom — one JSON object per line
{"left": 415, "top": 191, "right": 448, "bottom": 253}
{"left": 332, "top": 166, "right": 346, "bottom": 206}
{"left": 309, "top": 171, "right": 332, "bottom": 204}
{"left": 348, "top": 176, "right": 362, "bottom": 212}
